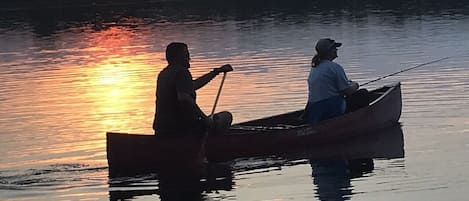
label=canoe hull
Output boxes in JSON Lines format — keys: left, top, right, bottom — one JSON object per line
{"left": 107, "top": 82, "right": 402, "bottom": 176}
{"left": 206, "top": 82, "right": 401, "bottom": 161}
{"left": 106, "top": 135, "right": 206, "bottom": 176}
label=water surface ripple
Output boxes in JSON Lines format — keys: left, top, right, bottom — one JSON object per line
{"left": 1, "top": 1, "right": 468, "bottom": 200}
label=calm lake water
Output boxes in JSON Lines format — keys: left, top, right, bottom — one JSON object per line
{"left": 1, "top": 1, "right": 469, "bottom": 200}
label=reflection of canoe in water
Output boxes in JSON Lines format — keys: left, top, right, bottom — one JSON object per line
{"left": 108, "top": 125, "right": 404, "bottom": 200}
{"left": 307, "top": 123, "right": 405, "bottom": 160}
{"left": 107, "top": 82, "right": 402, "bottom": 176}
{"left": 229, "top": 123, "right": 404, "bottom": 172}
{"left": 109, "top": 162, "right": 234, "bottom": 200}
{"left": 109, "top": 125, "right": 404, "bottom": 200}
{"left": 265, "top": 123, "right": 404, "bottom": 163}
{"left": 107, "top": 126, "right": 404, "bottom": 201}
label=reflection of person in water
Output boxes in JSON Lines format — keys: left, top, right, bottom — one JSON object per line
{"left": 108, "top": 162, "right": 233, "bottom": 200}
{"left": 158, "top": 172, "right": 204, "bottom": 201}
{"left": 308, "top": 124, "right": 404, "bottom": 200}
{"left": 158, "top": 163, "right": 234, "bottom": 201}
{"left": 310, "top": 158, "right": 374, "bottom": 201}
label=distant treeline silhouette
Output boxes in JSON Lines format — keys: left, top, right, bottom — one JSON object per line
{"left": 2, "top": 0, "right": 469, "bottom": 10}
{"left": 1, "top": 0, "right": 468, "bottom": 36}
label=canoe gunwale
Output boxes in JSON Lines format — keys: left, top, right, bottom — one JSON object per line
{"left": 229, "top": 82, "right": 401, "bottom": 132}
{"left": 313, "top": 82, "right": 400, "bottom": 128}
{"left": 369, "top": 82, "right": 400, "bottom": 106}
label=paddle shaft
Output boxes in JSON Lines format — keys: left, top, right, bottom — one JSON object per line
{"left": 197, "top": 72, "right": 228, "bottom": 164}
{"left": 360, "top": 56, "right": 451, "bottom": 87}
{"left": 210, "top": 72, "right": 227, "bottom": 117}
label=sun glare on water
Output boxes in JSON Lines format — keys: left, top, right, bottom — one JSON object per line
{"left": 79, "top": 26, "right": 164, "bottom": 133}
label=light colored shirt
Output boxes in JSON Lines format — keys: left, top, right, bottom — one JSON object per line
{"left": 307, "top": 60, "right": 352, "bottom": 103}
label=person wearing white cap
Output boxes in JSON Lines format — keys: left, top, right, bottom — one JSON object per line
{"left": 303, "top": 38, "right": 359, "bottom": 125}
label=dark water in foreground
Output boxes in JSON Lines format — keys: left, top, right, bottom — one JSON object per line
{"left": 1, "top": 1, "right": 469, "bottom": 200}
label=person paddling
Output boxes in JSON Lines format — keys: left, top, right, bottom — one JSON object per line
{"left": 303, "top": 38, "right": 360, "bottom": 125}
{"left": 153, "top": 42, "right": 233, "bottom": 136}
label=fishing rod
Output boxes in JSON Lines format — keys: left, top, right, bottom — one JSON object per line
{"left": 360, "top": 56, "right": 451, "bottom": 87}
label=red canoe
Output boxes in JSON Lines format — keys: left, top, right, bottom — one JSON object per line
{"left": 107, "top": 82, "right": 402, "bottom": 176}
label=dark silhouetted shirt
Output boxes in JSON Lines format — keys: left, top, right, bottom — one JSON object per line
{"left": 153, "top": 65, "right": 201, "bottom": 134}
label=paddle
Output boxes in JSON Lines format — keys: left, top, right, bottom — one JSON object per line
{"left": 210, "top": 72, "right": 227, "bottom": 117}
{"left": 199, "top": 72, "right": 228, "bottom": 164}
{"left": 360, "top": 56, "right": 451, "bottom": 87}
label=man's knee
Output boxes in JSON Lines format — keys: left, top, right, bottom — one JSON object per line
{"left": 214, "top": 111, "right": 232, "bottom": 124}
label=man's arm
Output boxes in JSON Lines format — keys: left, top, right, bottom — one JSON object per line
{"left": 177, "top": 92, "right": 212, "bottom": 127}
{"left": 342, "top": 81, "right": 359, "bottom": 96}
{"left": 193, "top": 64, "right": 233, "bottom": 90}
{"left": 334, "top": 64, "right": 359, "bottom": 96}
{"left": 193, "top": 70, "right": 218, "bottom": 90}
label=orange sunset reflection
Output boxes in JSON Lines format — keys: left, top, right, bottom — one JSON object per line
{"left": 81, "top": 26, "right": 164, "bottom": 134}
